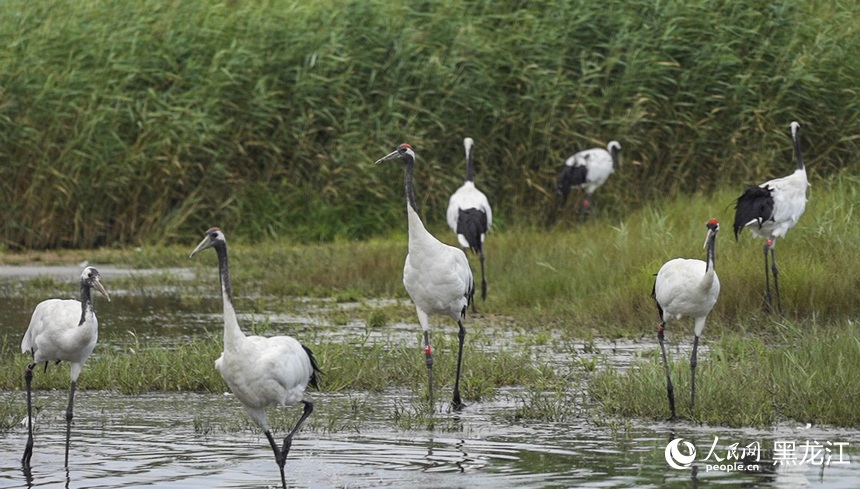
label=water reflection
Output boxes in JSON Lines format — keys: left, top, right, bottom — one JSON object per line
{"left": 2, "top": 268, "right": 860, "bottom": 487}
{"left": 0, "top": 390, "right": 859, "bottom": 488}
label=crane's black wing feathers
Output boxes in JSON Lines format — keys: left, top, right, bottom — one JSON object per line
{"left": 301, "top": 343, "right": 322, "bottom": 389}
{"left": 558, "top": 164, "right": 588, "bottom": 192}
{"left": 733, "top": 185, "right": 774, "bottom": 240}
{"left": 456, "top": 208, "right": 488, "bottom": 254}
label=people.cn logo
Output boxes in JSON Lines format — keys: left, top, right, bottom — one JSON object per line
{"left": 665, "top": 438, "right": 697, "bottom": 469}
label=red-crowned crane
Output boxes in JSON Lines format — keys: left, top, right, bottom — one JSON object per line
{"left": 376, "top": 143, "right": 474, "bottom": 411}
{"left": 190, "top": 228, "right": 320, "bottom": 489}
{"left": 21, "top": 266, "right": 110, "bottom": 468}
{"left": 446, "top": 137, "right": 492, "bottom": 305}
{"left": 733, "top": 121, "right": 808, "bottom": 313}
{"left": 557, "top": 140, "right": 621, "bottom": 220}
{"left": 653, "top": 219, "right": 721, "bottom": 419}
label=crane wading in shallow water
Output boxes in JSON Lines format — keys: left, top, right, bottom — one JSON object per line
{"left": 376, "top": 143, "right": 475, "bottom": 412}
{"left": 190, "top": 228, "right": 320, "bottom": 489}
{"left": 733, "top": 121, "right": 808, "bottom": 313}
{"left": 21, "top": 266, "right": 111, "bottom": 468}
{"left": 653, "top": 220, "right": 721, "bottom": 419}
{"left": 447, "top": 137, "right": 492, "bottom": 306}
{"left": 557, "top": 140, "right": 621, "bottom": 220}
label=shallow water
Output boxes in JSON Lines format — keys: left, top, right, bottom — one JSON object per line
{"left": 1, "top": 390, "right": 859, "bottom": 488}
{"left": 2, "top": 266, "right": 859, "bottom": 487}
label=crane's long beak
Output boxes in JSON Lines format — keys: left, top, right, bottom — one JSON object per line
{"left": 189, "top": 235, "right": 214, "bottom": 258}
{"left": 703, "top": 228, "right": 717, "bottom": 249}
{"left": 93, "top": 277, "right": 111, "bottom": 302}
{"left": 374, "top": 149, "right": 400, "bottom": 165}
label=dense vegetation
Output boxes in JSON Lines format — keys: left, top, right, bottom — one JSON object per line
{"left": 2, "top": 0, "right": 859, "bottom": 248}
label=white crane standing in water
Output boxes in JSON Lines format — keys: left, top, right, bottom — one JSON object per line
{"left": 652, "top": 219, "right": 721, "bottom": 419}
{"left": 733, "top": 121, "right": 808, "bottom": 313}
{"left": 376, "top": 143, "right": 474, "bottom": 411}
{"left": 21, "top": 266, "right": 110, "bottom": 468}
{"left": 557, "top": 140, "right": 621, "bottom": 220}
{"left": 190, "top": 228, "right": 320, "bottom": 489}
{"left": 447, "top": 137, "right": 492, "bottom": 306}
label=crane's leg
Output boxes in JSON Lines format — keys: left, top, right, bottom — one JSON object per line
{"left": 424, "top": 330, "right": 434, "bottom": 412}
{"left": 547, "top": 190, "right": 566, "bottom": 227}
{"left": 690, "top": 334, "right": 700, "bottom": 411}
{"left": 64, "top": 380, "right": 77, "bottom": 467}
{"left": 281, "top": 400, "right": 314, "bottom": 460}
{"left": 479, "top": 247, "right": 487, "bottom": 302}
{"left": 22, "top": 363, "right": 36, "bottom": 467}
{"left": 657, "top": 324, "right": 676, "bottom": 420}
{"left": 264, "top": 430, "right": 287, "bottom": 489}
{"left": 452, "top": 320, "right": 467, "bottom": 410}
{"left": 578, "top": 193, "right": 593, "bottom": 221}
{"left": 762, "top": 241, "right": 774, "bottom": 312}
{"left": 770, "top": 246, "right": 782, "bottom": 314}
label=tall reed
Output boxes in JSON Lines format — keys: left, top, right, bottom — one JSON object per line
{"left": 1, "top": 0, "right": 858, "bottom": 248}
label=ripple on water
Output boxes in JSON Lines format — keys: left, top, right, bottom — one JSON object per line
{"left": 1, "top": 390, "right": 859, "bottom": 488}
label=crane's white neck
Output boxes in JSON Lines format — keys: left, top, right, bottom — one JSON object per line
{"left": 792, "top": 125, "right": 805, "bottom": 171}
{"left": 214, "top": 242, "right": 246, "bottom": 349}
{"left": 464, "top": 138, "right": 475, "bottom": 182}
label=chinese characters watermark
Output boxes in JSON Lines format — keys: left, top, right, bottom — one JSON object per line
{"left": 665, "top": 436, "right": 850, "bottom": 472}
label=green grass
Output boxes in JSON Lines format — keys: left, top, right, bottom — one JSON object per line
{"left": 1, "top": 0, "right": 859, "bottom": 248}
{"left": 0, "top": 329, "right": 560, "bottom": 400}
{"left": 1, "top": 174, "right": 858, "bottom": 428}
{"left": 591, "top": 319, "right": 860, "bottom": 428}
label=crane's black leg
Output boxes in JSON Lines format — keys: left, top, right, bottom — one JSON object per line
{"left": 264, "top": 430, "right": 287, "bottom": 489}
{"left": 690, "top": 335, "right": 700, "bottom": 411}
{"left": 657, "top": 324, "right": 676, "bottom": 420}
{"left": 281, "top": 400, "right": 314, "bottom": 461}
{"left": 424, "top": 331, "right": 434, "bottom": 412}
{"left": 762, "top": 242, "right": 774, "bottom": 313}
{"left": 479, "top": 248, "right": 487, "bottom": 302}
{"left": 22, "top": 363, "right": 36, "bottom": 467}
{"left": 770, "top": 246, "right": 782, "bottom": 314}
{"left": 452, "top": 321, "right": 467, "bottom": 410}
{"left": 64, "top": 380, "right": 77, "bottom": 467}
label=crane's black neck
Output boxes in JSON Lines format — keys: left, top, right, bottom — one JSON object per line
{"left": 793, "top": 130, "right": 804, "bottom": 171}
{"left": 78, "top": 280, "right": 93, "bottom": 326}
{"left": 405, "top": 155, "right": 418, "bottom": 213}
{"left": 214, "top": 241, "right": 235, "bottom": 305}
{"left": 705, "top": 232, "right": 717, "bottom": 272}
{"left": 465, "top": 146, "right": 475, "bottom": 182}
{"left": 610, "top": 145, "right": 620, "bottom": 167}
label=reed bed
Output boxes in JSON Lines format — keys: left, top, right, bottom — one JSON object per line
{"left": 1, "top": 0, "right": 858, "bottom": 249}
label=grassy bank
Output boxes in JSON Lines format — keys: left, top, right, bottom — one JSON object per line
{"left": 2, "top": 0, "right": 859, "bottom": 248}
{"left": 1, "top": 175, "right": 858, "bottom": 428}
{"left": 591, "top": 319, "right": 860, "bottom": 427}
{"left": 4, "top": 175, "right": 856, "bottom": 327}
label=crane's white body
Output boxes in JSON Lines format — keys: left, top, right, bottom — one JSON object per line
{"left": 22, "top": 299, "right": 98, "bottom": 382}
{"left": 406, "top": 204, "right": 474, "bottom": 329}
{"left": 191, "top": 228, "right": 317, "bottom": 488}
{"left": 215, "top": 298, "right": 314, "bottom": 430}
{"left": 447, "top": 138, "right": 492, "bottom": 249}
{"left": 20, "top": 266, "right": 109, "bottom": 468}
{"left": 653, "top": 221, "right": 720, "bottom": 418}
{"left": 563, "top": 143, "right": 618, "bottom": 195}
{"left": 376, "top": 143, "right": 473, "bottom": 409}
{"left": 742, "top": 168, "right": 808, "bottom": 242}
{"left": 446, "top": 181, "right": 492, "bottom": 249}
{"left": 654, "top": 258, "right": 720, "bottom": 337}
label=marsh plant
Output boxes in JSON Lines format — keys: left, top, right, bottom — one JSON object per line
{"left": 1, "top": 0, "right": 858, "bottom": 248}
